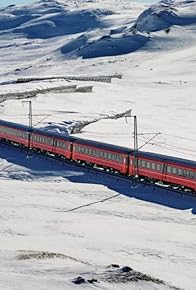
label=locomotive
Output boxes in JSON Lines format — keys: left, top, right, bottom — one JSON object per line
{"left": 0, "top": 119, "right": 195, "bottom": 193}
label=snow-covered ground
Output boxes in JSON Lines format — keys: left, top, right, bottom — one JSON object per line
{"left": 0, "top": 0, "right": 196, "bottom": 289}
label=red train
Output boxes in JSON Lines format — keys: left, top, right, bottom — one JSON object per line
{"left": 0, "top": 119, "right": 196, "bottom": 193}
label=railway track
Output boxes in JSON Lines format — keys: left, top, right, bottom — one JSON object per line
{"left": 0, "top": 139, "right": 195, "bottom": 198}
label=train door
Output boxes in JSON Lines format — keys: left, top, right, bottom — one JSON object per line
{"left": 128, "top": 155, "right": 134, "bottom": 176}
{"left": 162, "top": 162, "right": 168, "bottom": 182}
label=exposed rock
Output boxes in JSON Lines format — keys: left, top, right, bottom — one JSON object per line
{"left": 121, "top": 266, "right": 133, "bottom": 272}
{"left": 87, "top": 278, "right": 98, "bottom": 284}
{"left": 72, "top": 276, "right": 86, "bottom": 284}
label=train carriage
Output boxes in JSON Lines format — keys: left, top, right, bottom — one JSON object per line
{"left": 129, "top": 152, "right": 164, "bottom": 180}
{"left": 72, "top": 138, "right": 132, "bottom": 174}
{"left": 31, "top": 129, "right": 74, "bottom": 159}
{"left": 0, "top": 120, "right": 30, "bottom": 147}
{"left": 164, "top": 158, "right": 196, "bottom": 191}
{"left": 130, "top": 151, "right": 196, "bottom": 192}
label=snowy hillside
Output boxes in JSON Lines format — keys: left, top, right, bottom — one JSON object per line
{"left": 0, "top": 0, "right": 196, "bottom": 289}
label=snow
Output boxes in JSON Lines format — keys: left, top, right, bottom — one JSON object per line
{"left": 0, "top": 0, "right": 196, "bottom": 289}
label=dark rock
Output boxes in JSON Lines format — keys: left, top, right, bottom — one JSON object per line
{"left": 121, "top": 266, "right": 133, "bottom": 272}
{"left": 108, "top": 264, "right": 120, "bottom": 268}
{"left": 72, "top": 276, "right": 86, "bottom": 284}
{"left": 87, "top": 278, "right": 98, "bottom": 284}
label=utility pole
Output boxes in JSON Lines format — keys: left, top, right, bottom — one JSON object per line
{"left": 22, "top": 100, "right": 32, "bottom": 130}
{"left": 22, "top": 100, "right": 32, "bottom": 149}
{"left": 125, "top": 111, "right": 138, "bottom": 177}
{"left": 133, "top": 115, "right": 138, "bottom": 177}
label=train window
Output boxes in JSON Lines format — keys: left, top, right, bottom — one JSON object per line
{"left": 96, "top": 150, "right": 100, "bottom": 157}
{"left": 178, "top": 168, "right": 183, "bottom": 176}
{"left": 167, "top": 166, "right": 172, "bottom": 174}
{"left": 189, "top": 171, "right": 194, "bottom": 179}
{"left": 156, "top": 163, "right": 161, "bottom": 171}
{"left": 172, "top": 167, "right": 177, "bottom": 175}
{"left": 104, "top": 152, "right": 108, "bottom": 159}
{"left": 146, "top": 161, "right": 151, "bottom": 169}
{"left": 186, "top": 170, "right": 190, "bottom": 178}
{"left": 92, "top": 149, "right": 96, "bottom": 156}
{"left": 100, "top": 151, "right": 104, "bottom": 158}
{"left": 108, "top": 153, "right": 111, "bottom": 159}
{"left": 183, "top": 169, "right": 187, "bottom": 177}
{"left": 141, "top": 160, "right": 146, "bottom": 168}
{"left": 119, "top": 156, "right": 123, "bottom": 163}
{"left": 151, "top": 162, "right": 156, "bottom": 170}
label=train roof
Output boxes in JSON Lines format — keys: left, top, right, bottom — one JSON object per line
{"left": 73, "top": 137, "right": 133, "bottom": 154}
{"left": 0, "top": 119, "right": 30, "bottom": 132}
{"left": 139, "top": 150, "right": 196, "bottom": 169}
{"left": 32, "top": 128, "right": 75, "bottom": 142}
{"left": 32, "top": 129, "right": 132, "bottom": 153}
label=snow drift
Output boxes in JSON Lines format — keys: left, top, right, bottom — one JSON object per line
{"left": 0, "top": 0, "right": 195, "bottom": 58}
